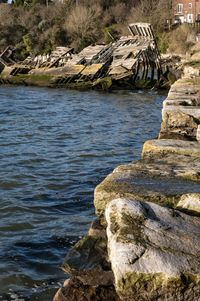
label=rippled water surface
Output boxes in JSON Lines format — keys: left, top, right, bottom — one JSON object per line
{"left": 0, "top": 86, "right": 165, "bottom": 300}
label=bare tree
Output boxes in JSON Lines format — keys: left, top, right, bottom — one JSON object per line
{"left": 128, "top": 0, "right": 172, "bottom": 33}
{"left": 66, "top": 3, "right": 102, "bottom": 49}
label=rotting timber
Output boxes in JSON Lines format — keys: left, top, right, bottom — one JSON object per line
{"left": 0, "top": 23, "right": 168, "bottom": 90}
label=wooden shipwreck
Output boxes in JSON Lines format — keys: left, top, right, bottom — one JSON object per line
{"left": 0, "top": 23, "right": 166, "bottom": 90}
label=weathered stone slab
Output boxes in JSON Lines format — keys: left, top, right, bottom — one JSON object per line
{"left": 126, "top": 154, "right": 200, "bottom": 182}
{"left": 160, "top": 106, "right": 200, "bottom": 140}
{"left": 160, "top": 74, "right": 200, "bottom": 140}
{"left": 165, "top": 77, "right": 200, "bottom": 103}
{"left": 106, "top": 198, "right": 200, "bottom": 301}
{"left": 142, "top": 139, "right": 200, "bottom": 159}
{"left": 94, "top": 155, "right": 200, "bottom": 216}
{"left": 184, "top": 65, "right": 200, "bottom": 77}
{"left": 162, "top": 105, "right": 200, "bottom": 119}
{"left": 176, "top": 193, "right": 200, "bottom": 214}
{"left": 163, "top": 96, "right": 200, "bottom": 107}
{"left": 169, "top": 82, "right": 199, "bottom": 94}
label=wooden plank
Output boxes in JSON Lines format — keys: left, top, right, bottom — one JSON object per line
{"left": 81, "top": 64, "right": 103, "bottom": 76}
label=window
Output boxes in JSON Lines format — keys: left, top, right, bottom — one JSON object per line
{"left": 189, "top": 3, "right": 192, "bottom": 8}
{"left": 187, "top": 13, "right": 193, "bottom": 23}
{"left": 177, "top": 3, "right": 183, "bottom": 13}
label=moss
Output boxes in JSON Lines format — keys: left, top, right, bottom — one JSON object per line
{"left": 118, "top": 272, "right": 169, "bottom": 292}
{"left": 0, "top": 73, "right": 53, "bottom": 86}
{"left": 135, "top": 79, "right": 152, "bottom": 89}
{"left": 0, "top": 75, "right": 24, "bottom": 85}
{"left": 118, "top": 212, "right": 147, "bottom": 245}
{"left": 134, "top": 79, "right": 159, "bottom": 89}
{"left": 117, "top": 271, "right": 200, "bottom": 296}
{"left": 74, "top": 235, "right": 99, "bottom": 251}
{"left": 109, "top": 212, "right": 120, "bottom": 235}
{"left": 62, "top": 233, "right": 109, "bottom": 275}
{"left": 24, "top": 74, "right": 53, "bottom": 81}
{"left": 93, "top": 77, "right": 112, "bottom": 91}
{"left": 94, "top": 176, "right": 181, "bottom": 216}
{"left": 65, "top": 81, "right": 93, "bottom": 91}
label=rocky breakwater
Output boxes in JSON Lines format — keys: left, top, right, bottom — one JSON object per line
{"left": 54, "top": 64, "right": 200, "bottom": 300}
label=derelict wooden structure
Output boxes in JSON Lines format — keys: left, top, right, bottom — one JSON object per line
{"left": 0, "top": 23, "right": 164, "bottom": 89}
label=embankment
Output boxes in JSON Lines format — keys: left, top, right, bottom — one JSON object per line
{"left": 54, "top": 63, "right": 200, "bottom": 301}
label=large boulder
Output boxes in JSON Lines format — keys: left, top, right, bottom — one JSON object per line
{"left": 160, "top": 106, "right": 199, "bottom": 140}
{"left": 106, "top": 198, "right": 200, "bottom": 301}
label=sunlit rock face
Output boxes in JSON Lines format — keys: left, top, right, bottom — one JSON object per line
{"left": 106, "top": 198, "right": 200, "bottom": 301}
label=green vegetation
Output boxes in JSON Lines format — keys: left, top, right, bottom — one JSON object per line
{"left": 0, "top": 0, "right": 197, "bottom": 59}
{"left": 117, "top": 272, "right": 200, "bottom": 296}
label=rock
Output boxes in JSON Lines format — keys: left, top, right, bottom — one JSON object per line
{"left": 62, "top": 219, "right": 114, "bottom": 286}
{"left": 160, "top": 106, "right": 199, "bottom": 140}
{"left": 94, "top": 156, "right": 200, "bottom": 216}
{"left": 129, "top": 154, "right": 200, "bottom": 182}
{"left": 184, "top": 65, "right": 200, "bottom": 77}
{"left": 197, "top": 125, "right": 200, "bottom": 142}
{"left": 190, "top": 42, "right": 200, "bottom": 53}
{"left": 160, "top": 76, "right": 200, "bottom": 140}
{"left": 53, "top": 277, "right": 120, "bottom": 301}
{"left": 169, "top": 79, "right": 199, "bottom": 94}
{"left": 176, "top": 193, "right": 200, "bottom": 214}
{"left": 142, "top": 139, "right": 200, "bottom": 159}
{"left": 163, "top": 94, "right": 200, "bottom": 107}
{"left": 54, "top": 51, "right": 200, "bottom": 301}
{"left": 106, "top": 198, "right": 200, "bottom": 301}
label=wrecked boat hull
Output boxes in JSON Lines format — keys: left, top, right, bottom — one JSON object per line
{"left": 0, "top": 23, "right": 171, "bottom": 90}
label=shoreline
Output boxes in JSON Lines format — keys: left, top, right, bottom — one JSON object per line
{"left": 0, "top": 23, "right": 177, "bottom": 92}
{"left": 54, "top": 61, "right": 200, "bottom": 300}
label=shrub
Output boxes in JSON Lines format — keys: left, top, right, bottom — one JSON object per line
{"left": 65, "top": 4, "right": 102, "bottom": 50}
{"left": 168, "top": 24, "right": 196, "bottom": 54}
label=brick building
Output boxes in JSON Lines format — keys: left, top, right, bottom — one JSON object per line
{"left": 173, "top": 0, "right": 200, "bottom": 23}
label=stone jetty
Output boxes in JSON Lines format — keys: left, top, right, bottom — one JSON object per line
{"left": 53, "top": 61, "right": 200, "bottom": 300}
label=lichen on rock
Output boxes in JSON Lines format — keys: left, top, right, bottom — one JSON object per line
{"left": 106, "top": 198, "right": 200, "bottom": 301}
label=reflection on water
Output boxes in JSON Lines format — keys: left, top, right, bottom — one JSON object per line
{"left": 0, "top": 86, "right": 164, "bottom": 300}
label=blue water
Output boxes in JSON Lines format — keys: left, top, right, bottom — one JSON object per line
{"left": 0, "top": 86, "right": 165, "bottom": 300}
